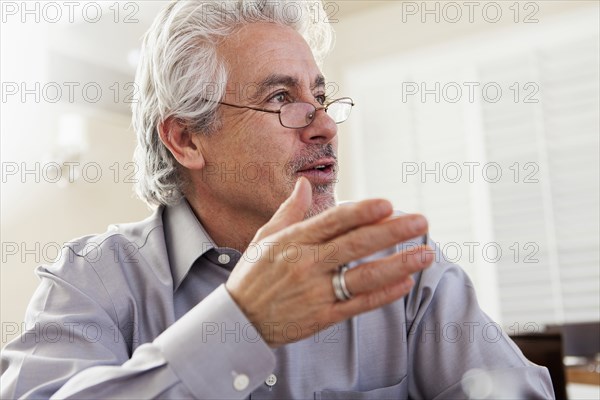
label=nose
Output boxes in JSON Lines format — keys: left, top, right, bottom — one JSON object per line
{"left": 298, "top": 106, "right": 338, "bottom": 144}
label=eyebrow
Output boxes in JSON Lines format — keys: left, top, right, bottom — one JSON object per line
{"left": 251, "top": 73, "right": 326, "bottom": 102}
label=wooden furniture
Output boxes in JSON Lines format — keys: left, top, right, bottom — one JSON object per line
{"left": 511, "top": 333, "right": 568, "bottom": 400}
{"left": 566, "top": 365, "right": 600, "bottom": 386}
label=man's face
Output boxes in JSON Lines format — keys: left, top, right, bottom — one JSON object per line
{"left": 193, "top": 22, "right": 338, "bottom": 225}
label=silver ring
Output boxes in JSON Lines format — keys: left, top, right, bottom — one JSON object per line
{"left": 332, "top": 265, "right": 353, "bottom": 301}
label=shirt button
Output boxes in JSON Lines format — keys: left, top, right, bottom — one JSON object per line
{"left": 265, "top": 373, "right": 277, "bottom": 387}
{"left": 218, "top": 253, "right": 231, "bottom": 265}
{"left": 233, "top": 373, "right": 249, "bottom": 391}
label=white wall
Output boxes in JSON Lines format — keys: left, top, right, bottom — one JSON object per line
{"left": 1, "top": 20, "right": 150, "bottom": 347}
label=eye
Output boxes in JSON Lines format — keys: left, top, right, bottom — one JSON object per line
{"left": 315, "top": 94, "right": 327, "bottom": 105}
{"left": 267, "top": 91, "right": 290, "bottom": 104}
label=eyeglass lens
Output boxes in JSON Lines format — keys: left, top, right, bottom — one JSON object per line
{"left": 280, "top": 99, "right": 352, "bottom": 128}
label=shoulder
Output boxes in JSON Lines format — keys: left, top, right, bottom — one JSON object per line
{"left": 37, "top": 207, "right": 170, "bottom": 307}
{"left": 49, "top": 207, "right": 165, "bottom": 270}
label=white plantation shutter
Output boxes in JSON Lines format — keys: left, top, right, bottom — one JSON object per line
{"left": 342, "top": 8, "right": 599, "bottom": 327}
{"left": 479, "top": 52, "right": 563, "bottom": 325}
{"left": 541, "top": 37, "right": 600, "bottom": 323}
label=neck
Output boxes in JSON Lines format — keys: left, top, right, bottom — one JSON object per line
{"left": 184, "top": 193, "right": 268, "bottom": 252}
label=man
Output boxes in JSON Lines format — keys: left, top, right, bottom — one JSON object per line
{"left": 1, "top": 1, "right": 553, "bottom": 398}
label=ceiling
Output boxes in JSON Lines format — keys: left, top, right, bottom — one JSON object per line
{"left": 47, "top": 1, "right": 386, "bottom": 75}
{"left": 38, "top": 1, "right": 386, "bottom": 115}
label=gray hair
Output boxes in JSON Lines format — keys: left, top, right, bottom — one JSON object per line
{"left": 132, "top": 0, "right": 335, "bottom": 207}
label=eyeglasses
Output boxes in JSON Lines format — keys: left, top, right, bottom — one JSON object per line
{"left": 217, "top": 97, "right": 355, "bottom": 129}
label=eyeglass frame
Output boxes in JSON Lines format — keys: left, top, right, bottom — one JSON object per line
{"left": 213, "top": 97, "right": 355, "bottom": 129}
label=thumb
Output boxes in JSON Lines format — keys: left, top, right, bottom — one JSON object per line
{"left": 255, "top": 177, "right": 312, "bottom": 240}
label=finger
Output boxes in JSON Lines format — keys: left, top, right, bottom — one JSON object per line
{"left": 343, "top": 246, "right": 433, "bottom": 296}
{"left": 284, "top": 198, "right": 394, "bottom": 243}
{"left": 254, "top": 177, "right": 312, "bottom": 241}
{"left": 326, "top": 214, "right": 428, "bottom": 268}
{"left": 331, "top": 276, "right": 416, "bottom": 319}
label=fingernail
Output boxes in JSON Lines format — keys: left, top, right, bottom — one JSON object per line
{"left": 377, "top": 200, "right": 392, "bottom": 215}
{"left": 402, "top": 277, "right": 414, "bottom": 291}
{"left": 293, "top": 177, "right": 304, "bottom": 194}
{"left": 412, "top": 216, "right": 426, "bottom": 232}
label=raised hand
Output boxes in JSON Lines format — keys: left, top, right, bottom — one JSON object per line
{"left": 225, "top": 177, "right": 433, "bottom": 347}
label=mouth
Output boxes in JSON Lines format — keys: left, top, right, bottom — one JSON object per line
{"left": 295, "top": 158, "right": 337, "bottom": 185}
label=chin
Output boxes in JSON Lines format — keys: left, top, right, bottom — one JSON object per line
{"left": 305, "top": 184, "right": 337, "bottom": 219}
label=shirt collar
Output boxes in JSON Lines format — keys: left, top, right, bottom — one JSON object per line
{"left": 163, "top": 198, "right": 242, "bottom": 291}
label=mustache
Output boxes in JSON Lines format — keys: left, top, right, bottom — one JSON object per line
{"left": 287, "top": 144, "right": 337, "bottom": 172}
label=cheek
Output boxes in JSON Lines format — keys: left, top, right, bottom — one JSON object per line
{"left": 244, "top": 129, "right": 296, "bottom": 164}
{"left": 247, "top": 141, "right": 295, "bottom": 184}
{"left": 231, "top": 146, "right": 296, "bottom": 196}
{"left": 215, "top": 115, "right": 298, "bottom": 180}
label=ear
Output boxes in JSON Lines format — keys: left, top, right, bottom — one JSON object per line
{"left": 158, "top": 117, "right": 205, "bottom": 170}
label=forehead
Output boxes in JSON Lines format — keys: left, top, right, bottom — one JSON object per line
{"left": 218, "top": 22, "right": 323, "bottom": 94}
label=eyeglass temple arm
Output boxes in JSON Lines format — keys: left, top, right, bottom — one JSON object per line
{"left": 218, "top": 101, "right": 281, "bottom": 114}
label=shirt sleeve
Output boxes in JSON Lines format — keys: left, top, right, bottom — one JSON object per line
{"left": 403, "top": 241, "right": 555, "bottom": 399}
{"left": 1, "top": 262, "right": 275, "bottom": 399}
